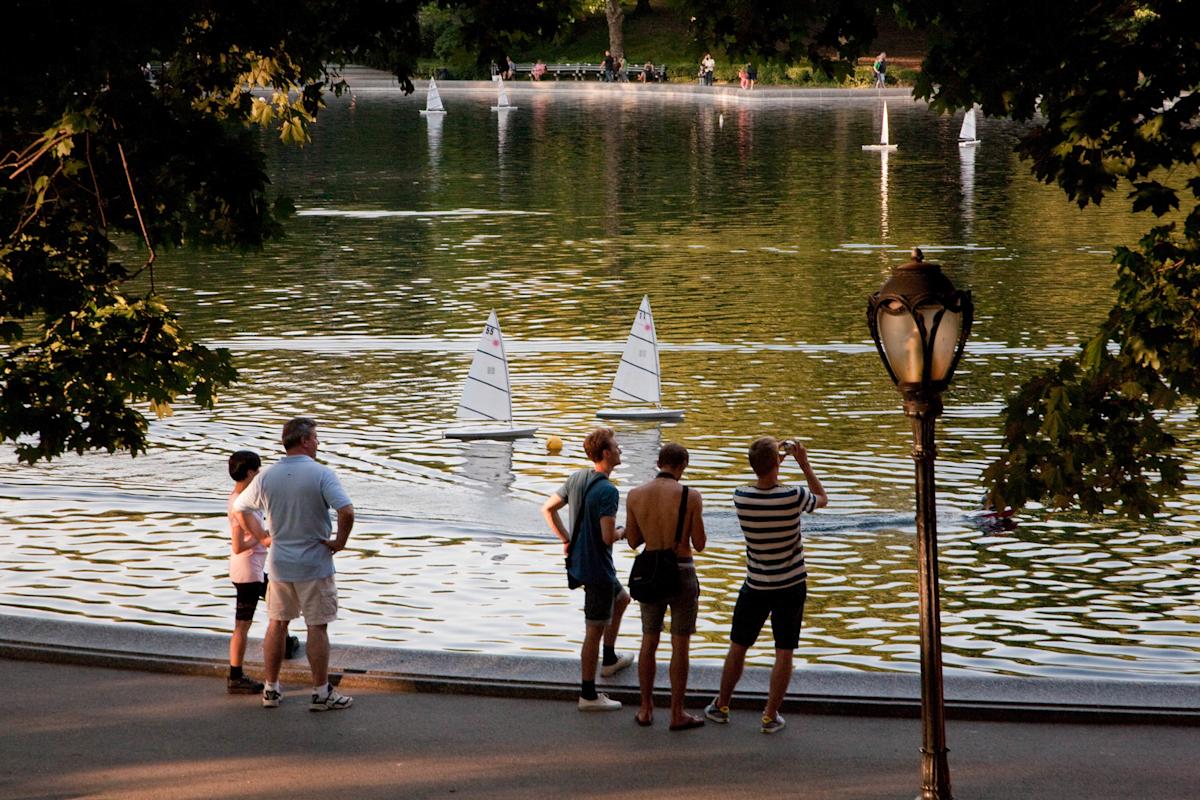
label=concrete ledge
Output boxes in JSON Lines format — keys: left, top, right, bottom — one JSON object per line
{"left": 2, "top": 614, "right": 1196, "bottom": 725}
{"left": 339, "top": 70, "right": 915, "bottom": 102}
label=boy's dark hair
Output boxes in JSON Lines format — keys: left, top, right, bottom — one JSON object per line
{"left": 228, "top": 450, "right": 262, "bottom": 481}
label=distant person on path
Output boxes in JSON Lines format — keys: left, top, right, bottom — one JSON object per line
{"left": 506, "top": 55, "right": 516, "bottom": 80}
{"left": 702, "top": 53, "right": 716, "bottom": 86}
{"left": 739, "top": 64, "right": 749, "bottom": 90}
{"left": 640, "top": 60, "right": 655, "bottom": 82}
{"left": 625, "top": 443, "right": 707, "bottom": 730}
{"left": 603, "top": 50, "right": 616, "bottom": 83}
{"left": 226, "top": 450, "right": 268, "bottom": 695}
{"left": 746, "top": 62, "right": 757, "bottom": 90}
{"left": 235, "top": 417, "right": 356, "bottom": 712}
{"left": 532, "top": 59, "right": 547, "bottom": 81}
{"left": 542, "top": 427, "right": 634, "bottom": 711}
{"left": 705, "top": 437, "right": 828, "bottom": 734}
{"left": 873, "top": 52, "right": 887, "bottom": 88}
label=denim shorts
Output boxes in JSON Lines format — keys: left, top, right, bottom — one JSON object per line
{"left": 583, "top": 580, "right": 627, "bottom": 626}
{"left": 729, "top": 581, "right": 807, "bottom": 650}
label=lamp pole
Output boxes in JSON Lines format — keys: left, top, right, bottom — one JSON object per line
{"left": 867, "top": 249, "right": 972, "bottom": 800}
{"left": 908, "top": 392, "right": 952, "bottom": 800}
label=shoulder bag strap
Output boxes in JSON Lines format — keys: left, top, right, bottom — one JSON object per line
{"left": 567, "top": 474, "right": 608, "bottom": 556}
{"left": 672, "top": 486, "right": 689, "bottom": 551}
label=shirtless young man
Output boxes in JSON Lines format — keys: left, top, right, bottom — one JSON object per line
{"left": 625, "top": 443, "right": 707, "bottom": 729}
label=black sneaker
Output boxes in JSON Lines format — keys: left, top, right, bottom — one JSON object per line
{"left": 227, "top": 675, "right": 265, "bottom": 695}
{"left": 284, "top": 635, "right": 300, "bottom": 659}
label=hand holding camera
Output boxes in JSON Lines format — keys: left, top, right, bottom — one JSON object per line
{"left": 780, "top": 439, "right": 808, "bottom": 462}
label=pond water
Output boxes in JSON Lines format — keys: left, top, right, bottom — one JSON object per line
{"left": 2, "top": 75, "right": 1197, "bottom": 679}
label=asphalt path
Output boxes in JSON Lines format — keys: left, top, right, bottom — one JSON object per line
{"left": 1, "top": 658, "right": 1195, "bottom": 799}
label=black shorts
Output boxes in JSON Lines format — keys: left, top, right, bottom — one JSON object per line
{"left": 729, "top": 582, "right": 807, "bottom": 650}
{"left": 233, "top": 578, "right": 268, "bottom": 621}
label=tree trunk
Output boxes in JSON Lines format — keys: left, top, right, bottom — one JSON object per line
{"left": 605, "top": 0, "right": 625, "bottom": 62}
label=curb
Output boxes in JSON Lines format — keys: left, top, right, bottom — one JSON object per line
{"left": 2, "top": 614, "right": 1197, "bottom": 726}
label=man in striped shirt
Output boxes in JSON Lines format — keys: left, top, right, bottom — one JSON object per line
{"left": 705, "top": 436, "right": 827, "bottom": 734}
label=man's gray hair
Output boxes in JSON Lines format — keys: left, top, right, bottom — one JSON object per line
{"left": 282, "top": 417, "right": 318, "bottom": 450}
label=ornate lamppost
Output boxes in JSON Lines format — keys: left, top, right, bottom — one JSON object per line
{"left": 867, "top": 248, "right": 973, "bottom": 800}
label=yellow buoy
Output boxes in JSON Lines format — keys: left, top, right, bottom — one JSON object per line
{"left": 546, "top": 435, "right": 563, "bottom": 453}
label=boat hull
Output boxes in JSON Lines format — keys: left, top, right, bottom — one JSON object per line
{"left": 862, "top": 144, "right": 898, "bottom": 151}
{"left": 444, "top": 426, "right": 538, "bottom": 441}
{"left": 958, "top": 139, "right": 980, "bottom": 147}
{"left": 419, "top": 110, "right": 447, "bottom": 116}
{"left": 596, "top": 408, "right": 684, "bottom": 421}
{"left": 491, "top": 106, "right": 518, "bottom": 112}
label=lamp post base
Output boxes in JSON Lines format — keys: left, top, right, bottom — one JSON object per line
{"left": 919, "top": 746, "right": 954, "bottom": 800}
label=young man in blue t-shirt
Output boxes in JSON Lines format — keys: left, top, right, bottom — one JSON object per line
{"left": 542, "top": 427, "right": 634, "bottom": 711}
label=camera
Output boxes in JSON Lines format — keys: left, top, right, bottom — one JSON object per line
{"left": 780, "top": 440, "right": 797, "bottom": 455}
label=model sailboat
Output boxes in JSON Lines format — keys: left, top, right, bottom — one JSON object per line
{"left": 862, "top": 102, "right": 898, "bottom": 151}
{"left": 596, "top": 296, "right": 684, "bottom": 421}
{"left": 444, "top": 311, "right": 537, "bottom": 440}
{"left": 958, "top": 106, "right": 981, "bottom": 146}
{"left": 420, "top": 78, "right": 447, "bottom": 116}
{"left": 490, "top": 78, "right": 517, "bottom": 112}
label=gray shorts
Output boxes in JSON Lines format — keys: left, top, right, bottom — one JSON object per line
{"left": 640, "top": 562, "right": 700, "bottom": 637}
{"left": 583, "top": 580, "right": 628, "bottom": 626}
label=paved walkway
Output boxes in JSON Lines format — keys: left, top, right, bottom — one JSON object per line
{"left": 2, "top": 657, "right": 1195, "bottom": 800}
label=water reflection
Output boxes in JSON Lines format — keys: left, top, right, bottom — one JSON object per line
{"left": 455, "top": 440, "right": 515, "bottom": 491}
{"left": 426, "top": 113, "right": 444, "bottom": 180}
{"left": 960, "top": 141, "right": 976, "bottom": 236}
{"left": 0, "top": 83, "right": 1197, "bottom": 677}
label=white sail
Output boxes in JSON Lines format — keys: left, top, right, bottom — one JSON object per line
{"left": 958, "top": 106, "right": 980, "bottom": 145}
{"left": 609, "top": 295, "right": 662, "bottom": 404}
{"left": 863, "top": 101, "right": 898, "bottom": 151}
{"left": 455, "top": 311, "right": 512, "bottom": 422}
{"left": 490, "top": 78, "right": 517, "bottom": 111}
{"left": 420, "top": 78, "right": 447, "bottom": 115}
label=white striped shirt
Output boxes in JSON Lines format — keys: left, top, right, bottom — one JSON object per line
{"left": 733, "top": 483, "right": 817, "bottom": 590}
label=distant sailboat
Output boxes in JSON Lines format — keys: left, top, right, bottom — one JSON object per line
{"left": 444, "top": 311, "right": 537, "bottom": 440}
{"left": 958, "top": 106, "right": 981, "bottom": 146}
{"left": 420, "top": 78, "right": 447, "bottom": 116}
{"left": 862, "top": 101, "right": 898, "bottom": 151}
{"left": 490, "top": 78, "right": 517, "bottom": 112}
{"left": 596, "top": 296, "right": 684, "bottom": 421}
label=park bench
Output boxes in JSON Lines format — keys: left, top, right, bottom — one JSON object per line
{"left": 508, "top": 62, "right": 668, "bottom": 82}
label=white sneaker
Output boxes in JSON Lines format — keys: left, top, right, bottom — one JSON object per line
{"left": 262, "top": 686, "right": 283, "bottom": 709}
{"left": 309, "top": 685, "right": 353, "bottom": 712}
{"left": 600, "top": 653, "right": 634, "bottom": 677}
{"left": 578, "top": 693, "right": 622, "bottom": 711}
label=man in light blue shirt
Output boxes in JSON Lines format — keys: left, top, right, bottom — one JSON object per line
{"left": 235, "top": 417, "right": 355, "bottom": 712}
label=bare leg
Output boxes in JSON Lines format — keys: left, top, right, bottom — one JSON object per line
{"left": 307, "top": 623, "right": 329, "bottom": 687}
{"left": 263, "top": 619, "right": 288, "bottom": 683}
{"left": 581, "top": 623, "right": 604, "bottom": 682}
{"left": 637, "top": 631, "right": 660, "bottom": 722}
{"left": 669, "top": 633, "right": 694, "bottom": 726}
{"left": 764, "top": 649, "right": 794, "bottom": 720}
{"left": 603, "top": 591, "right": 630, "bottom": 649}
{"left": 230, "top": 619, "right": 252, "bottom": 668}
{"left": 716, "top": 642, "right": 748, "bottom": 707}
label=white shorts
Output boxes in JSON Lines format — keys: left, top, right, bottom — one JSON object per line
{"left": 267, "top": 576, "right": 338, "bottom": 625}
